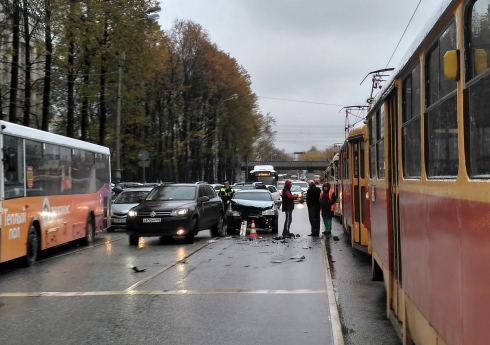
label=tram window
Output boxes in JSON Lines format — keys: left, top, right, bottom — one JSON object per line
{"left": 467, "top": 0, "right": 490, "bottom": 80}
{"left": 426, "top": 96, "right": 458, "bottom": 177}
{"left": 426, "top": 22, "right": 457, "bottom": 107}
{"left": 465, "top": 76, "right": 490, "bottom": 176}
{"left": 465, "top": 0, "right": 490, "bottom": 177}
{"left": 403, "top": 119, "right": 422, "bottom": 178}
{"left": 369, "top": 117, "right": 376, "bottom": 178}
{"left": 376, "top": 108, "right": 385, "bottom": 179}
{"left": 402, "top": 64, "right": 422, "bottom": 178}
{"left": 353, "top": 143, "right": 359, "bottom": 178}
{"left": 425, "top": 21, "right": 458, "bottom": 178}
{"left": 360, "top": 141, "right": 365, "bottom": 179}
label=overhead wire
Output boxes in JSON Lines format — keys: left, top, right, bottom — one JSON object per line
{"left": 384, "top": 0, "right": 422, "bottom": 68}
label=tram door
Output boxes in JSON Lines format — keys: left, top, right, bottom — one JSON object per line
{"left": 387, "top": 93, "right": 402, "bottom": 318}
{"left": 351, "top": 137, "right": 369, "bottom": 252}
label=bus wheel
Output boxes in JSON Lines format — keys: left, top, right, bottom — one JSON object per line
{"left": 25, "top": 224, "right": 39, "bottom": 267}
{"left": 81, "top": 214, "right": 95, "bottom": 246}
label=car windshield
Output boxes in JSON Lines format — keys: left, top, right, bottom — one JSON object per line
{"left": 114, "top": 191, "right": 149, "bottom": 204}
{"left": 233, "top": 192, "right": 272, "bottom": 201}
{"left": 293, "top": 182, "right": 308, "bottom": 189}
{"left": 145, "top": 186, "right": 196, "bottom": 201}
{"left": 290, "top": 186, "right": 302, "bottom": 192}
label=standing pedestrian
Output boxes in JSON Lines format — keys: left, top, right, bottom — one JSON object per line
{"left": 306, "top": 180, "right": 321, "bottom": 236}
{"left": 219, "top": 180, "right": 235, "bottom": 211}
{"left": 281, "top": 180, "right": 298, "bottom": 238}
{"left": 320, "top": 182, "right": 336, "bottom": 236}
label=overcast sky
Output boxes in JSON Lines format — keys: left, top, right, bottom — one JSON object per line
{"left": 158, "top": 0, "right": 442, "bottom": 154}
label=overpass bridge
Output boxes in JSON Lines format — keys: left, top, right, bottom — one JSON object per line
{"left": 240, "top": 161, "right": 329, "bottom": 172}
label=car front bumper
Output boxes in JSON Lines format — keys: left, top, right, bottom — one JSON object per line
{"left": 227, "top": 214, "right": 275, "bottom": 230}
{"left": 126, "top": 216, "right": 193, "bottom": 237}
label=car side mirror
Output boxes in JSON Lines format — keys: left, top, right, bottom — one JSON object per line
{"left": 198, "top": 196, "right": 209, "bottom": 203}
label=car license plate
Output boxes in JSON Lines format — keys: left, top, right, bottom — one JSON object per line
{"left": 112, "top": 218, "right": 125, "bottom": 223}
{"left": 143, "top": 218, "right": 161, "bottom": 223}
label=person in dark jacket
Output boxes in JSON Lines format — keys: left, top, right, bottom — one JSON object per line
{"left": 281, "top": 180, "right": 298, "bottom": 238}
{"left": 320, "top": 182, "right": 336, "bottom": 236}
{"left": 306, "top": 180, "right": 321, "bottom": 236}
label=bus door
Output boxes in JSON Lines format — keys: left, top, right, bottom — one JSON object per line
{"left": 387, "top": 92, "right": 402, "bottom": 318}
{"left": 1, "top": 135, "right": 27, "bottom": 262}
{"left": 351, "top": 137, "right": 369, "bottom": 252}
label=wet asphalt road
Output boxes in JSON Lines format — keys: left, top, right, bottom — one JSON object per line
{"left": 327, "top": 218, "right": 401, "bottom": 345}
{"left": 0, "top": 204, "right": 399, "bottom": 345}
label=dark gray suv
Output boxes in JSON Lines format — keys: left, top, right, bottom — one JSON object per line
{"left": 126, "top": 183, "right": 225, "bottom": 244}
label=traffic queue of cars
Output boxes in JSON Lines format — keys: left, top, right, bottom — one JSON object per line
{"left": 110, "top": 181, "right": 282, "bottom": 243}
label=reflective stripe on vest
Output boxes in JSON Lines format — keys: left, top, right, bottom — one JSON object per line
{"left": 329, "top": 190, "right": 336, "bottom": 212}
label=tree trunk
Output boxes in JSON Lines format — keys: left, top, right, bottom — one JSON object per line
{"left": 41, "top": 0, "right": 52, "bottom": 131}
{"left": 9, "top": 0, "right": 20, "bottom": 123}
{"left": 80, "top": 47, "right": 90, "bottom": 141}
{"left": 98, "top": 64, "right": 107, "bottom": 145}
{"left": 22, "top": 0, "right": 31, "bottom": 126}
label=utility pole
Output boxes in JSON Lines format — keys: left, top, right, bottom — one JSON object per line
{"left": 113, "top": 52, "right": 125, "bottom": 192}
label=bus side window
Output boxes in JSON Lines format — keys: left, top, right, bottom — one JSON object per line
{"left": 3, "top": 148, "right": 17, "bottom": 175}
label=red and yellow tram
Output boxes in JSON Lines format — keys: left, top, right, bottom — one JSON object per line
{"left": 338, "top": 0, "right": 490, "bottom": 344}
{"left": 339, "top": 125, "right": 372, "bottom": 254}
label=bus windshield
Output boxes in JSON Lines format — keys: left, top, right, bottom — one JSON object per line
{"left": 249, "top": 165, "right": 277, "bottom": 186}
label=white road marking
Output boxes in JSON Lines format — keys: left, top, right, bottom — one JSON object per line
{"left": 125, "top": 237, "right": 217, "bottom": 291}
{"left": 0, "top": 289, "right": 327, "bottom": 297}
{"left": 322, "top": 236, "right": 345, "bottom": 345}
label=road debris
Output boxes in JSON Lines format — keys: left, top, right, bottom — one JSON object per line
{"left": 290, "top": 254, "right": 305, "bottom": 260}
{"left": 208, "top": 240, "right": 219, "bottom": 243}
{"left": 131, "top": 266, "right": 146, "bottom": 273}
{"left": 271, "top": 259, "right": 283, "bottom": 263}
{"left": 333, "top": 236, "right": 340, "bottom": 241}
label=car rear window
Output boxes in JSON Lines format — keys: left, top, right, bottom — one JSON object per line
{"left": 233, "top": 192, "right": 272, "bottom": 201}
{"left": 114, "top": 191, "right": 149, "bottom": 204}
{"left": 146, "top": 186, "right": 196, "bottom": 201}
{"left": 293, "top": 182, "right": 308, "bottom": 188}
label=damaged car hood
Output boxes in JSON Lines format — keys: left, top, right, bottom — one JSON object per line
{"left": 230, "top": 199, "right": 274, "bottom": 211}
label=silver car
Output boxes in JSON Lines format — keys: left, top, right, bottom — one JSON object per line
{"left": 266, "top": 185, "right": 282, "bottom": 209}
{"left": 108, "top": 187, "right": 153, "bottom": 232}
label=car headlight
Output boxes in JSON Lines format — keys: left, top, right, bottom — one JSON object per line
{"left": 128, "top": 210, "right": 137, "bottom": 217}
{"left": 230, "top": 210, "right": 241, "bottom": 217}
{"left": 262, "top": 209, "right": 275, "bottom": 216}
{"left": 170, "top": 208, "right": 188, "bottom": 216}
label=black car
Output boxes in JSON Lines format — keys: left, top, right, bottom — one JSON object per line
{"left": 226, "top": 189, "right": 279, "bottom": 235}
{"left": 126, "top": 183, "right": 225, "bottom": 244}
